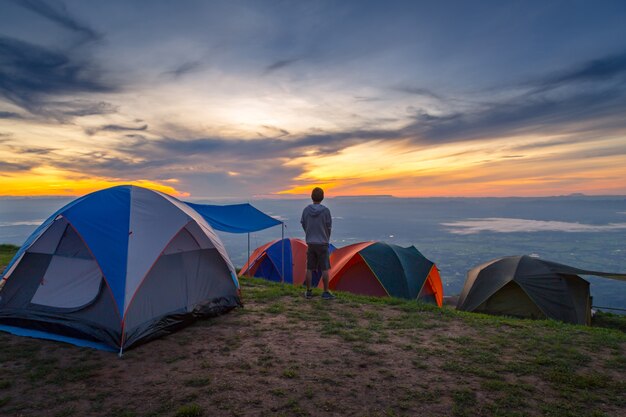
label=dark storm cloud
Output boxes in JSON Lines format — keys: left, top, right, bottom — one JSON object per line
{"left": 0, "top": 36, "right": 115, "bottom": 117}
{"left": 15, "top": 0, "right": 100, "bottom": 42}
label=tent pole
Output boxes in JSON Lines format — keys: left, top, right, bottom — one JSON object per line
{"left": 281, "top": 224, "right": 285, "bottom": 283}
{"left": 247, "top": 232, "right": 250, "bottom": 272}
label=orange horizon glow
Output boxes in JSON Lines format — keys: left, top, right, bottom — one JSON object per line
{"left": 276, "top": 134, "right": 626, "bottom": 198}
{"left": 0, "top": 167, "right": 188, "bottom": 198}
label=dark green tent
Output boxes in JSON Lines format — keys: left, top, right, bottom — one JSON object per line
{"left": 456, "top": 255, "right": 626, "bottom": 325}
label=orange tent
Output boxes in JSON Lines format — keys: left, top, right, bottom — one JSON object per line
{"left": 325, "top": 242, "right": 443, "bottom": 306}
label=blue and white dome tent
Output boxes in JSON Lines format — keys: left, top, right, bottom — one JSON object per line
{"left": 0, "top": 185, "right": 273, "bottom": 353}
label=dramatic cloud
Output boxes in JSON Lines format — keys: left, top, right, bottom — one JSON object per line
{"left": 0, "top": 36, "right": 114, "bottom": 117}
{"left": 392, "top": 85, "right": 442, "bottom": 100}
{"left": 398, "top": 53, "right": 626, "bottom": 144}
{"left": 164, "top": 61, "right": 203, "bottom": 78}
{"left": 85, "top": 123, "right": 147, "bottom": 135}
{"left": 15, "top": 0, "right": 100, "bottom": 42}
{"left": 265, "top": 58, "right": 300, "bottom": 73}
{"left": 0, "top": 111, "right": 22, "bottom": 119}
{"left": 258, "top": 125, "right": 290, "bottom": 138}
{"left": 529, "top": 51, "right": 626, "bottom": 92}
{"left": 0, "top": 161, "right": 37, "bottom": 172}
{"left": 10, "top": 145, "right": 57, "bottom": 155}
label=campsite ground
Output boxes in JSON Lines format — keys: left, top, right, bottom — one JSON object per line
{"left": 0, "top": 249, "right": 625, "bottom": 417}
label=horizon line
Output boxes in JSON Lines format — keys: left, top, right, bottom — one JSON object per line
{"left": 1, "top": 192, "right": 626, "bottom": 200}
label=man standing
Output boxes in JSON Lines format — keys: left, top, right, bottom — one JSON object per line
{"left": 301, "top": 187, "right": 335, "bottom": 299}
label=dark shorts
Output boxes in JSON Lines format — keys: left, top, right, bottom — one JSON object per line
{"left": 307, "top": 243, "right": 330, "bottom": 271}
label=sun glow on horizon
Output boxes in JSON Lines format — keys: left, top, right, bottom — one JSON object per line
{"left": 277, "top": 134, "right": 626, "bottom": 197}
{"left": 0, "top": 167, "right": 188, "bottom": 197}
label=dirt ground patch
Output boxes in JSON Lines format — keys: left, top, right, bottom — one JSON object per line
{"left": 0, "top": 277, "right": 624, "bottom": 417}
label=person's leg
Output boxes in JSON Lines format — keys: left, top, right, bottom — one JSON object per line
{"left": 304, "top": 247, "right": 315, "bottom": 298}
{"left": 320, "top": 245, "right": 335, "bottom": 299}
{"left": 321, "top": 269, "right": 329, "bottom": 292}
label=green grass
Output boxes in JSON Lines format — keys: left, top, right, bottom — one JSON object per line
{"left": 0, "top": 244, "right": 19, "bottom": 272}
{"left": 184, "top": 377, "right": 211, "bottom": 388}
{"left": 174, "top": 404, "right": 203, "bottom": 417}
{"left": 282, "top": 367, "right": 298, "bottom": 378}
{"left": 593, "top": 311, "right": 626, "bottom": 332}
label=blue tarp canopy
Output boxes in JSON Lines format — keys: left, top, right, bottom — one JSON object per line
{"left": 185, "top": 202, "right": 282, "bottom": 233}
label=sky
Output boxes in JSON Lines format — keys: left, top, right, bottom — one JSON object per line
{"left": 0, "top": 0, "right": 625, "bottom": 198}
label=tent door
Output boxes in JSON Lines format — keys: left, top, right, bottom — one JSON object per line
{"left": 475, "top": 281, "right": 546, "bottom": 319}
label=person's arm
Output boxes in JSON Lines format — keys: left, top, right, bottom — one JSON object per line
{"left": 325, "top": 209, "right": 332, "bottom": 239}
{"left": 301, "top": 210, "right": 306, "bottom": 232}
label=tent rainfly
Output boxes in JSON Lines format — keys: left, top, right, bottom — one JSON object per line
{"left": 456, "top": 255, "right": 626, "bottom": 325}
{"left": 0, "top": 185, "right": 281, "bottom": 353}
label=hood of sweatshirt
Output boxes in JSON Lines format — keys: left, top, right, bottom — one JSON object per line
{"left": 305, "top": 203, "right": 326, "bottom": 216}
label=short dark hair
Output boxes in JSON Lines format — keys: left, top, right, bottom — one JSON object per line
{"left": 311, "top": 187, "right": 324, "bottom": 203}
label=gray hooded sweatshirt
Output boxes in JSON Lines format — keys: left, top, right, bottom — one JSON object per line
{"left": 300, "top": 203, "right": 332, "bottom": 244}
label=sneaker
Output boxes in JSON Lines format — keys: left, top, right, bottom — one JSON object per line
{"left": 321, "top": 291, "right": 336, "bottom": 300}
{"left": 304, "top": 289, "right": 313, "bottom": 299}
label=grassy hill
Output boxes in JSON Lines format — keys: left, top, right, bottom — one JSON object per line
{"left": 0, "top": 248, "right": 625, "bottom": 416}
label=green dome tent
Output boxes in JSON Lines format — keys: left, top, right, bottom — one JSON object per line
{"left": 456, "top": 255, "right": 626, "bottom": 325}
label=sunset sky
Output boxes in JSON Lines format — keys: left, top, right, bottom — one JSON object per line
{"left": 1, "top": 0, "right": 625, "bottom": 198}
